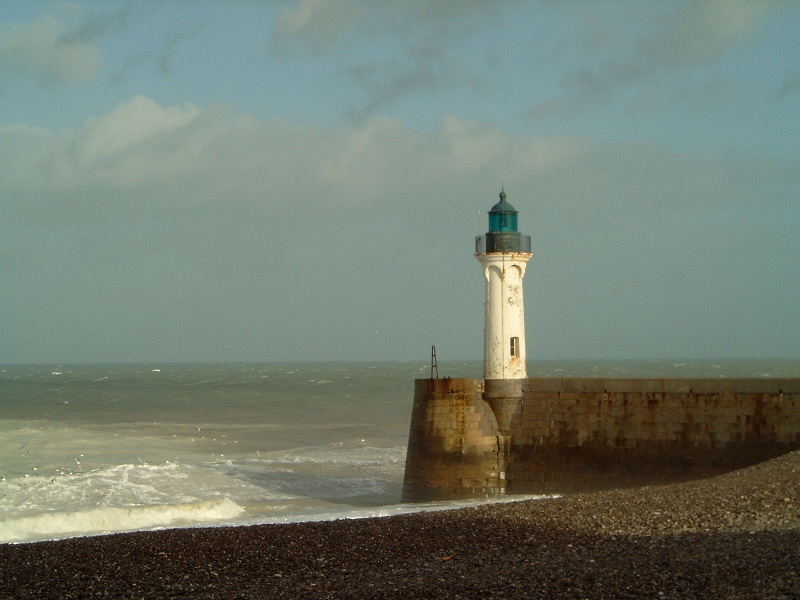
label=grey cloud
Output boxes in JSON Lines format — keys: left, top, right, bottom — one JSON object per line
{"left": 157, "top": 25, "right": 203, "bottom": 77}
{"left": 526, "top": 96, "right": 586, "bottom": 120}
{"left": 109, "top": 50, "right": 150, "bottom": 85}
{"left": 530, "top": 0, "right": 780, "bottom": 118}
{"left": 272, "top": 0, "right": 361, "bottom": 52}
{"left": 680, "top": 77, "right": 732, "bottom": 110}
{"left": 562, "top": 59, "right": 645, "bottom": 101}
{"left": 3, "top": 98, "right": 798, "bottom": 362}
{"left": 107, "top": 23, "right": 201, "bottom": 84}
{"left": 273, "top": 0, "right": 515, "bottom": 118}
{"left": 345, "top": 36, "right": 450, "bottom": 122}
{"left": 622, "top": 77, "right": 735, "bottom": 114}
{"left": 635, "top": 0, "right": 779, "bottom": 68}
{"left": 1, "top": 4, "right": 197, "bottom": 88}
{"left": 778, "top": 71, "right": 800, "bottom": 99}
{"left": 0, "top": 13, "right": 100, "bottom": 85}
{"left": 272, "top": 0, "right": 511, "bottom": 49}
{"left": 59, "top": 3, "right": 136, "bottom": 44}
{"left": 0, "top": 3, "right": 141, "bottom": 86}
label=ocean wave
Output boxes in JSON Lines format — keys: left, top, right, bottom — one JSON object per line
{"left": 0, "top": 462, "right": 280, "bottom": 520}
{"left": 0, "top": 463, "right": 194, "bottom": 516}
{"left": 249, "top": 444, "right": 406, "bottom": 470}
{"left": 0, "top": 497, "right": 244, "bottom": 543}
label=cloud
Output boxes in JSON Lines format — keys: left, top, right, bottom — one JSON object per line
{"left": 274, "top": 0, "right": 361, "bottom": 52}
{"left": 58, "top": 2, "right": 135, "bottom": 44}
{"left": 2, "top": 97, "right": 798, "bottom": 361}
{"left": 3, "top": 95, "right": 795, "bottom": 226}
{"left": 272, "top": 0, "right": 513, "bottom": 118}
{"left": 0, "top": 13, "right": 100, "bottom": 84}
{"left": 271, "top": 0, "right": 786, "bottom": 122}
{"left": 273, "top": 0, "right": 508, "bottom": 50}
{"left": 3, "top": 96, "right": 571, "bottom": 226}
{"left": 0, "top": 3, "right": 189, "bottom": 88}
{"left": 156, "top": 25, "right": 202, "bottom": 77}
{"left": 778, "top": 70, "right": 800, "bottom": 99}
{"left": 530, "top": 0, "right": 781, "bottom": 118}
{"left": 345, "top": 37, "right": 453, "bottom": 122}
{"left": 638, "top": 0, "right": 777, "bottom": 69}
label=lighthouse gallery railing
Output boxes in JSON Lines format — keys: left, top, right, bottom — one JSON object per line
{"left": 475, "top": 234, "right": 531, "bottom": 254}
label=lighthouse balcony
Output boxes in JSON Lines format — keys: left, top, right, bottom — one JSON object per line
{"left": 475, "top": 234, "right": 531, "bottom": 254}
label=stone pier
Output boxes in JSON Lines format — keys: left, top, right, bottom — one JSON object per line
{"left": 402, "top": 377, "right": 800, "bottom": 501}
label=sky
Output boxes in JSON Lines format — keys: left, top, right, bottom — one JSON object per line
{"left": 2, "top": 0, "right": 799, "bottom": 364}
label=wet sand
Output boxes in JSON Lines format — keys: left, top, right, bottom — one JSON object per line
{"left": 2, "top": 451, "right": 798, "bottom": 599}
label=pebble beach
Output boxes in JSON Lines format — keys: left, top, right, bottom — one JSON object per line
{"left": 2, "top": 451, "right": 798, "bottom": 599}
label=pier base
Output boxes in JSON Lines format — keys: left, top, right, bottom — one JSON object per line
{"left": 402, "top": 377, "right": 800, "bottom": 501}
{"left": 402, "top": 378, "right": 505, "bottom": 501}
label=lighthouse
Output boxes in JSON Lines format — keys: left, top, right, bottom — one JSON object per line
{"left": 475, "top": 190, "right": 533, "bottom": 379}
{"left": 402, "top": 191, "right": 800, "bottom": 503}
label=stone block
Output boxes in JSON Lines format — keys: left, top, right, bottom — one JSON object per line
{"left": 558, "top": 392, "right": 581, "bottom": 404}
{"left": 557, "top": 378, "right": 603, "bottom": 393}
{"left": 663, "top": 379, "right": 694, "bottom": 393}
{"left": 779, "top": 380, "right": 800, "bottom": 393}
{"left": 527, "top": 378, "right": 565, "bottom": 392}
{"left": 484, "top": 378, "right": 524, "bottom": 399}
{"left": 540, "top": 378, "right": 565, "bottom": 392}
{"left": 718, "top": 379, "right": 782, "bottom": 394}
{"left": 525, "top": 378, "right": 546, "bottom": 392}
{"left": 601, "top": 379, "right": 633, "bottom": 393}
{"left": 525, "top": 391, "right": 558, "bottom": 403}
{"left": 688, "top": 380, "right": 722, "bottom": 394}
{"left": 782, "top": 393, "right": 799, "bottom": 405}
{"left": 583, "top": 378, "right": 607, "bottom": 392}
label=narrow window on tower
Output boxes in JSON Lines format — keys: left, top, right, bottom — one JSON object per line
{"left": 510, "top": 337, "right": 520, "bottom": 358}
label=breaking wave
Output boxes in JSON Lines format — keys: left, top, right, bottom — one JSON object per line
{"left": 0, "top": 497, "right": 244, "bottom": 543}
{"left": 0, "top": 463, "right": 273, "bottom": 516}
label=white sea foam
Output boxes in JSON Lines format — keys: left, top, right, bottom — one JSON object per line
{"left": 242, "top": 494, "right": 554, "bottom": 527}
{"left": 0, "top": 497, "right": 244, "bottom": 543}
{"left": 0, "top": 463, "right": 283, "bottom": 522}
{"left": 252, "top": 444, "right": 406, "bottom": 471}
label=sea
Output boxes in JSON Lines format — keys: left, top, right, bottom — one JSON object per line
{"left": 2, "top": 359, "right": 798, "bottom": 544}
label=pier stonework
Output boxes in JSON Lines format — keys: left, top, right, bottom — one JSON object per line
{"left": 402, "top": 378, "right": 506, "bottom": 500}
{"left": 402, "top": 377, "right": 800, "bottom": 500}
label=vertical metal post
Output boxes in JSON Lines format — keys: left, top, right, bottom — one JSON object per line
{"left": 431, "top": 345, "right": 439, "bottom": 379}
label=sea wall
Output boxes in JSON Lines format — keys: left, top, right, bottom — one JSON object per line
{"left": 402, "top": 377, "right": 800, "bottom": 500}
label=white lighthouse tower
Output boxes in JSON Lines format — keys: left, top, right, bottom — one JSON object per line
{"left": 475, "top": 190, "right": 533, "bottom": 379}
